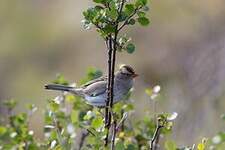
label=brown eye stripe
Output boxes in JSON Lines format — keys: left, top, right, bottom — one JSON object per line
{"left": 124, "top": 65, "right": 135, "bottom": 74}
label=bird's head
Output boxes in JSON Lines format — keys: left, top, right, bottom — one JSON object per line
{"left": 116, "top": 64, "right": 138, "bottom": 79}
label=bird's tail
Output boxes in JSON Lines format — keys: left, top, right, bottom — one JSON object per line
{"left": 45, "top": 84, "right": 74, "bottom": 91}
{"left": 45, "top": 84, "right": 84, "bottom": 96}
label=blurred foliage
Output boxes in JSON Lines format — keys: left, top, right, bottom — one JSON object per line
{"left": 0, "top": 68, "right": 224, "bottom": 149}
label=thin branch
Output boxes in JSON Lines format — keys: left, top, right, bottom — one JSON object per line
{"left": 117, "top": 0, "right": 126, "bottom": 19}
{"left": 78, "top": 131, "right": 89, "bottom": 150}
{"left": 104, "top": 35, "right": 113, "bottom": 147}
{"left": 150, "top": 120, "right": 163, "bottom": 150}
{"left": 52, "top": 113, "right": 64, "bottom": 149}
{"left": 116, "top": 112, "right": 128, "bottom": 130}
{"left": 111, "top": 119, "right": 117, "bottom": 150}
{"left": 118, "top": 7, "right": 142, "bottom": 31}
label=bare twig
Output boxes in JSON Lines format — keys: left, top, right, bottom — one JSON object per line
{"left": 116, "top": 112, "right": 128, "bottom": 130}
{"left": 150, "top": 119, "right": 163, "bottom": 150}
{"left": 52, "top": 113, "right": 64, "bottom": 149}
{"left": 111, "top": 119, "right": 117, "bottom": 150}
{"left": 104, "top": 35, "right": 113, "bottom": 147}
{"left": 78, "top": 131, "right": 89, "bottom": 150}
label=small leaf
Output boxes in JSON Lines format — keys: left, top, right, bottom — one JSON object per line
{"left": 26, "top": 104, "right": 38, "bottom": 114}
{"left": 118, "top": 11, "right": 128, "bottom": 22}
{"left": 3, "top": 99, "right": 17, "bottom": 110}
{"left": 165, "top": 140, "right": 177, "bottom": 150}
{"left": 0, "top": 126, "right": 7, "bottom": 135}
{"left": 123, "top": 104, "right": 134, "bottom": 111}
{"left": 126, "top": 43, "right": 135, "bottom": 54}
{"left": 71, "top": 110, "right": 78, "bottom": 123}
{"left": 137, "top": 17, "right": 150, "bottom": 26}
{"left": 145, "top": 88, "right": 152, "bottom": 96}
{"left": 49, "top": 100, "right": 59, "bottom": 112}
{"left": 137, "top": 11, "right": 146, "bottom": 17}
{"left": 53, "top": 74, "right": 69, "bottom": 85}
{"left": 65, "top": 94, "right": 76, "bottom": 103}
{"left": 103, "top": 24, "right": 116, "bottom": 34}
{"left": 93, "top": 0, "right": 104, "bottom": 3}
{"left": 127, "top": 144, "right": 137, "bottom": 150}
{"left": 91, "top": 117, "right": 103, "bottom": 129}
{"left": 107, "top": 7, "right": 118, "bottom": 20}
{"left": 135, "top": 0, "right": 147, "bottom": 7}
{"left": 125, "top": 4, "right": 135, "bottom": 15}
{"left": 115, "top": 141, "right": 125, "bottom": 150}
{"left": 128, "top": 19, "right": 135, "bottom": 25}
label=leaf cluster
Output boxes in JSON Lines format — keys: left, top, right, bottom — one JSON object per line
{"left": 82, "top": 0, "right": 150, "bottom": 54}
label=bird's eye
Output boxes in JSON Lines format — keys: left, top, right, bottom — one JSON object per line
{"left": 122, "top": 73, "right": 131, "bottom": 76}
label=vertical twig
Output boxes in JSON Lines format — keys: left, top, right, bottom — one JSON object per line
{"left": 78, "top": 131, "right": 89, "bottom": 150}
{"left": 104, "top": 35, "right": 113, "bottom": 147}
{"left": 121, "top": 109, "right": 125, "bottom": 131}
{"left": 52, "top": 113, "right": 64, "bottom": 149}
{"left": 104, "top": 0, "right": 126, "bottom": 147}
{"left": 150, "top": 119, "right": 163, "bottom": 150}
{"left": 111, "top": 119, "right": 117, "bottom": 150}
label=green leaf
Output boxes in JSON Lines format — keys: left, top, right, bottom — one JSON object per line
{"left": 107, "top": 8, "right": 118, "bottom": 20}
{"left": 115, "top": 141, "right": 125, "bottom": 150}
{"left": 71, "top": 110, "right": 78, "bottom": 123}
{"left": 53, "top": 74, "right": 69, "bottom": 85}
{"left": 103, "top": 24, "right": 116, "bottom": 34}
{"left": 65, "top": 94, "right": 76, "bottom": 103}
{"left": 49, "top": 101, "right": 59, "bottom": 112}
{"left": 165, "top": 140, "right": 177, "bottom": 150}
{"left": 137, "top": 17, "right": 150, "bottom": 26}
{"left": 145, "top": 88, "right": 152, "bottom": 96}
{"left": 91, "top": 117, "right": 103, "bottom": 129}
{"left": 123, "top": 103, "right": 134, "bottom": 111}
{"left": 137, "top": 11, "right": 146, "bottom": 17}
{"left": 93, "top": 0, "right": 104, "bottom": 3}
{"left": 0, "top": 126, "right": 7, "bottom": 135}
{"left": 3, "top": 99, "right": 17, "bottom": 110}
{"left": 125, "top": 4, "right": 135, "bottom": 15}
{"left": 127, "top": 144, "right": 137, "bottom": 150}
{"left": 126, "top": 43, "right": 135, "bottom": 54}
{"left": 118, "top": 11, "right": 128, "bottom": 22}
{"left": 128, "top": 19, "right": 135, "bottom": 25}
{"left": 135, "top": 0, "right": 148, "bottom": 7}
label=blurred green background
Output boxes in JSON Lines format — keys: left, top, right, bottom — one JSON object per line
{"left": 0, "top": 0, "right": 225, "bottom": 147}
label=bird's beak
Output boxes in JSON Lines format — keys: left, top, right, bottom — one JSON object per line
{"left": 132, "top": 73, "right": 139, "bottom": 78}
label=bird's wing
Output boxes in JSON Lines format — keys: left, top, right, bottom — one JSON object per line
{"left": 82, "top": 80, "right": 107, "bottom": 97}
{"left": 81, "top": 76, "right": 107, "bottom": 87}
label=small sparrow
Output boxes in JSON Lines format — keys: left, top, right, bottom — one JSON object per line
{"left": 45, "top": 65, "right": 138, "bottom": 107}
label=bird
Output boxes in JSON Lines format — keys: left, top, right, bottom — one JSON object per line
{"left": 45, "top": 65, "right": 138, "bottom": 107}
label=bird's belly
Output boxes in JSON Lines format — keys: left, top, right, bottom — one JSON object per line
{"left": 84, "top": 91, "right": 125, "bottom": 107}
